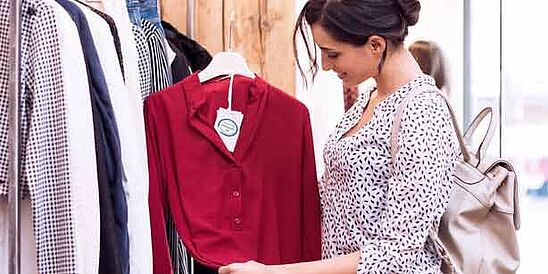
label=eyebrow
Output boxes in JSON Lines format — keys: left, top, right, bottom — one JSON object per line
{"left": 318, "top": 46, "right": 336, "bottom": 51}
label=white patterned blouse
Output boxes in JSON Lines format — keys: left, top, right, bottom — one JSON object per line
{"left": 320, "top": 75, "right": 458, "bottom": 274}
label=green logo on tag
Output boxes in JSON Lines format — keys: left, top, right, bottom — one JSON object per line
{"left": 217, "top": 119, "right": 238, "bottom": 137}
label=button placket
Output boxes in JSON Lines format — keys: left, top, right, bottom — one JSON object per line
{"left": 232, "top": 216, "right": 242, "bottom": 230}
{"left": 227, "top": 165, "right": 243, "bottom": 230}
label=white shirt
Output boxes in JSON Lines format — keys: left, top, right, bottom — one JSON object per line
{"left": 78, "top": 3, "right": 153, "bottom": 274}
{"left": 54, "top": 2, "right": 100, "bottom": 273}
{"left": 0, "top": 1, "right": 100, "bottom": 273}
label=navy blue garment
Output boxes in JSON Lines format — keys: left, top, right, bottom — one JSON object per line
{"left": 92, "top": 93, "right": 123, "bottom": 274}
{"left": 194, "top": 261, "right": 217, "bottom": 274}
{"left": 54, "top": 1, "right": 129, "bottom": 274}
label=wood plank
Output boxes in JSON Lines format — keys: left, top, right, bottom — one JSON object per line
{"left": 259, "top": 0, "right": 296, "bottom": 95}
{"left": 223, "top": 0, "right": 262, "bottom": 75}
{"left": 195, "top": 0, "right": 224, "bottom": 54}
{"left": 160, "top": 0, "right": 187, "bottom": 34}
{"left": 160, "top": 0, "right": 297, "bottom": 96}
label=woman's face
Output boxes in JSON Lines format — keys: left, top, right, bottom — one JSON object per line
{"left": 311, "top": 24, "right": 383, "bottom": 86}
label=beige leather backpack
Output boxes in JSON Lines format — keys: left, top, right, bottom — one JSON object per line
{"left": 391, "top": 84, "right": 521, "bottom": 274}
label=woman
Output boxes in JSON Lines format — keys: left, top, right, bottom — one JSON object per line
{"left": 409, "top": 40, "right": 449, "bottom": 95}
{"left": 220, "top": 0, "right": 458, "bottom": 273}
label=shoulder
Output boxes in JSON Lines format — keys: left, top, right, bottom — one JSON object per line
{"left": 397, "top": 84, "right": 453, "bottom": 135}
{"left": 405, "top": 84, "right": 449, "bottom": 118}
{"left": 144, "top": 80, "right": 186, "bottom": 111}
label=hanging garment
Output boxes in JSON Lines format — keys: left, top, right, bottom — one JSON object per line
{"left": 166, "top": 214, "right": 190, "bottom": 274}
{"left": 0, "top": 0, "right": 80, "bottom": 273}
{"left": 145, "top": 74, "right": 322, "bottom": 273}
{"left": 141, "top": 19, "right": 172, "bottom": 96}
{"left": 103, "top": 0, "right": 142, "bottom": 100}
{"left": 102, "top": 1, "right": 155, "bottom": 273}
{"left": 161, "top": 21, "right": 212, "bottom": 72}
{"left": 78, "top": 2, "right": 154, "bottom": 274}
{"left": 166, "top": 37, "right": 191, "bottom": 84}
{"left": 74, "top": 2, "right": 151, "bottom": 273}
{"left": 52, "top": 1, "right": 101, "bottom": 273}
{"left": 78, "top": 1, "right": 126, "bottom": 81}
{"left": 55, "top": 0, "right": 126, "bottom": 273}
{"left": 160, "top": 24, "right": 209, "bottom": 274}
{"left": 132, "top": 25, "right": 153, "bottom": 99}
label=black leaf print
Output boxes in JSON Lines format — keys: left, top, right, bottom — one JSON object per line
{"left": 320, "top": 75, "right": 458, "bottom": 274}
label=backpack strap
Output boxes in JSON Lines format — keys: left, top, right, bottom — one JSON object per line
{"left": 389, "top": 84, "right": 464, "bottom": 274}
{"left": 389, "top": 83, "right": 470, "bottom": 165}
{"left": 463, "top": 107, "right": 496, "bottom": 165}
{"left": 429, "top": 230, "right": 457, "bottom": 274}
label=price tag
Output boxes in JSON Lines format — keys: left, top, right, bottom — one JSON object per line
{"left": 214, "top": 107, "right": 244, "bottom": 152}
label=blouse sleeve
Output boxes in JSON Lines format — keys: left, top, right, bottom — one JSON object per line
{"left": 357, "top": 91, "right": 458, "bottom": 273}
{"left": 144, "top": 97, "right": 174, "bottom": 274}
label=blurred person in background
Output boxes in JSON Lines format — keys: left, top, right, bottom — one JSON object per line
{"left": 409, "top": 40, "right": 449, "bottom": 96}
{"left": 527, "top": 157, "right": 548, "bottom": 197}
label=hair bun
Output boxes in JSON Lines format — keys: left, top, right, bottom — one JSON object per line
{"left": 395, "top": 0, "right": 421, "bottom": 26}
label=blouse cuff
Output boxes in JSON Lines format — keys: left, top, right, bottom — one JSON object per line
{"left": 357, "top": 243, "right": 396, "bottom": 274}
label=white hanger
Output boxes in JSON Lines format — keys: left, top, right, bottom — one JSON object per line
{"left": 198, "top": 11, "right": 255, "bottom": 83}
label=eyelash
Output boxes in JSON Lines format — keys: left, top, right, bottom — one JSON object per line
{"left": 327, "top": 53, "right": 339, "bottom": 59}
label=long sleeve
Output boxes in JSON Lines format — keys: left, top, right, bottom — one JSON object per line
{"left": 357, "top": 91, "right": 457, "bottom": 273}
{"left": 144, "top": 98, "right": 173, "bottom": 274}
{"left": 52, "top": 2, "right": 101, "bottom": 273}
{"left": 21, "top": 2, "right": 80, "bottom": 273}
{"left": 300, "top": 106, "right": 322, "bottom": 261}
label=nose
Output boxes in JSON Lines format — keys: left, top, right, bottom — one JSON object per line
{"left": 320, "top": 52, "right": 333, "bottom": 71}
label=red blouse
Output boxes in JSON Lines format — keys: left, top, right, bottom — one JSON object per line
{"left": 145, "top": 74, "right": 321, "bottom": 273}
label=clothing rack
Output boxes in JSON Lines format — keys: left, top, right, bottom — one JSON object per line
{"left": 5, "top": 1, "right": 196, "bottom": 273}
{"left": 187, "top": 0, "right": 195, "bottom": 39}
{"left": 7, "top": 0, "right": 23, "bottom": 273}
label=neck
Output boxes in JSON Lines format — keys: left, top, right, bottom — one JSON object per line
{"left": 373, "top": 48, "right": 423, "bottom": 97}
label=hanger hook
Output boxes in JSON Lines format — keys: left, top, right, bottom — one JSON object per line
{"left": 228, "top": 11, "right": 236, "bottom": 52}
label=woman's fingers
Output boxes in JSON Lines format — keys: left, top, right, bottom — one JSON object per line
{"left": 218, "top": 265, "right": 230, "bottom": 274}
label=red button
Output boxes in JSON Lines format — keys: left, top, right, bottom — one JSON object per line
{"left": 233, "top": 218, "right": 241, "bottom": 225}
{"left": 232, "top": 191, "right": 240, "bottom": 197}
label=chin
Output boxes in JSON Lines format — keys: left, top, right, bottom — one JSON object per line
{"left": 343, "top": 79, "right": 358, "bottom": 87}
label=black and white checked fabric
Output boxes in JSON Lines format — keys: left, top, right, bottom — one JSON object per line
{"left": 141, "top": 19, "right": 172, "bottom": 97}
{"left": 0, "top": 0, "right": 12, "bottom": 195}
{"left": 132, "top": 24, "right": 152, "bottom": 100}
{"left": 1, "top": 0, "right": 77, "bottom": 273}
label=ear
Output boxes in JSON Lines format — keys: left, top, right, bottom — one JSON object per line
{"left": 368, "top": 35, "right": 386, "bottom": 55}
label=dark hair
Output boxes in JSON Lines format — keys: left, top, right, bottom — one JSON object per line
{"left": 409, "top": 40, "right": 447, "bottom": 91}
{"left": 293, "top": 0, "right": 421, "bottom": 85}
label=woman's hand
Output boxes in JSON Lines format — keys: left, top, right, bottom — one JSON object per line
{"left": 218, "top": 261, "right": 274, "bottom": 274}
{"left": 218, "top": 252, "right": 360, "bottom": 274}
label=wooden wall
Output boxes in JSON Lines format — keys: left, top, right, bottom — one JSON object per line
{"left": 160, "top": 0, "right": 296, "bottom": 95}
